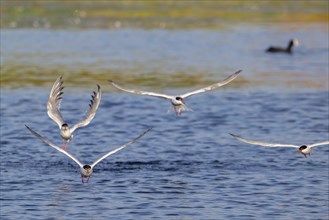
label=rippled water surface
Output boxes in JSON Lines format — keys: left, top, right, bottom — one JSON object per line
{"left": 1, "top": 3, "right": 329, "bottom": 219}
{"left": 1, "top": 87, "right": 328, "bottom": 219}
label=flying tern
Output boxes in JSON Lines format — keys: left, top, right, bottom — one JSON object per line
{"left": 26, "top": 125, "right": 151, "bottom": 183}
{"left": 47, "top": 76, "right": 101, "bottom": 148}
{"left": 109, "top": 70, "right": 241, "bottom": 115}
{"left": 230, "top": 133, "right": 329, "bottom": 158}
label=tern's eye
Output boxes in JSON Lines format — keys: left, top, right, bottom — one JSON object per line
{"left": 176, "top": 97, "right": 182, "bottom": 101}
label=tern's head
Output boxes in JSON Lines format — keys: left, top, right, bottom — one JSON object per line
{"left": 175, "top": 97, "right": 185, "bottom": 104}
{"left": 299, "top": 145, "right": 307, "bottom": 151}
{"left": 61, "top": 123, "right": 69, "bottom": 130}
{"left": 298, "top": 145, "right": 309, "bottom": 155}
{"left": 83, "top": 165, "right": 92, "bottom": 175}
{"left": 298, "top": 145, "right": 310, "bottom": 158}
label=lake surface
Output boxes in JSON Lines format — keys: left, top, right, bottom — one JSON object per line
{"left": 1, "top": 24, "right": 328, "bottom": 90}
{"left": 1, "top": 87, "right": 328, "bottom": 219}
{"left": 1, "top": 8, "right": 329, "bottom": 220}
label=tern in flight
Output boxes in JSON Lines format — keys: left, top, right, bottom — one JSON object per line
{"left": 230, "top": 133, "right": 329, "bottom": 158}
{"left": 26, "top": 125, "right": 151, "bottom": 183}
{"left": 47, "top": 76, "right": 101, "bottom": 149}
{"left": 109, "top": 70, "right": 241, "bottom": 115}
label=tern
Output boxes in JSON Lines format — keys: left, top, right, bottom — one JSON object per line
{"left": 26, "top": 125, "right": 151, "bottom": 183}
{"left": 109, "top": 70, "right": 241, "bottom": 115}
{"left": 47, "top": 76, "right": 101, "bottom": 148}
{"left": 230, "top": 133, "right": 329, "bottom": 158}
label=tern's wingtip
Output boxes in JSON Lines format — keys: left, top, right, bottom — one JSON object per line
{"left": 25, "top": 124, "right": 34, "bottom": 134}
{"left": 143, "top": 127, "right": 152, "bottom": 134}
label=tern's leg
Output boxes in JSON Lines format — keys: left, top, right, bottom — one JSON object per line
{"left": 81, "top": 176, "right": 84, "bottom": 184}
{"left": 61, "top": 139, "right": 65, "bottom": 147}
{"left": 173, "top": 106, "right": 178, "bottom": 115}
{"left": 62, "top": 145, "right": 68, "bottom": 151}
{"left": 61, "top": 140, "right": 69, "bottom": 151}
{"left": 174, "top": 107, "right": 181, "bottom": 116}
{"left": 87, "top": 176, "right": 90, "bottom": 183}
{"left": 177, "top": 108, "right": 183, "bottom": 115}
{"left": 61, "top": 139, "right": 65, "bottom": 149}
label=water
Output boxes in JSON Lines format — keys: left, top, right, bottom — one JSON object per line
{"left": 2, "top": 24, "right": 328, "bottom": 89}
{"left": 1, "top": 87, "right": 328, "bottom": 219}
{"left": 1, "top": 16, "right": 329, "bottom": 220}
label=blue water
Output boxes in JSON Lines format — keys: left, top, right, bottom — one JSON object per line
{"left": 1, "top": 23, "right": 329, "bottom": 219}
{"left": 1, "top": 87, "right": 328, "bottom": 219}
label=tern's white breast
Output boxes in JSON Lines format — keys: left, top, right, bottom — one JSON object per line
{"left": 60, "top": 129, "right": 72, "bottom": 140}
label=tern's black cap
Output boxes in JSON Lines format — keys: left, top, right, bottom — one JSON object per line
{"left": 299, "top": 145, "right": 307, "bottom": 150}
{"left": 83, "top": 165, "right": 91, "bottom": 169}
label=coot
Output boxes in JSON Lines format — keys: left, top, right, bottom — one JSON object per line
{"left": 266, "top": 39, "right": 299, "bottom": 53}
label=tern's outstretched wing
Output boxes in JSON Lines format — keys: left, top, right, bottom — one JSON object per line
{"left": 230, "top": 133, "right": 299, "bottom": 148}
{"left": 70, "top": 85, "right": 102, "bottom": 133}
{"left": 91, "top": 128, "right": 152, "bottom": 169}
{"left": 109, "top": 80, "right": 173, "bottom": 100}
{"left": 47, "top": 75, "right": 65, "bottom": 128}
{"left": 180, "top": 70, "right": 242, "bottom": 99}
{"left": 309, "top": 141, "right": 329, "bottom": 148}
{"left": 25, "top": 125, "right": 83, "bottom": 168}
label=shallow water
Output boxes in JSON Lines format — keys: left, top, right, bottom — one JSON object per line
{"left": 1, "top": 23, "right": 328, "bottom": 90}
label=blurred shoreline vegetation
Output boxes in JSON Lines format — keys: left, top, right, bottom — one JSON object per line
{"left": 1, "top": 63, "right": 327, "bottom": 91}
{"left": 1, "top": 1, "right": 328, "bottom": 90}
{"left": 1, "top": 1, "right": 328, "bottom": 29}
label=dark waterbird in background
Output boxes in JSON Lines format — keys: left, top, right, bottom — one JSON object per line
{"left": 25, "top": 125, "right": 151, "bottom": 183}
{"left": 230, "top": 133, "right": 329, "bottom": 158}
{"left": 47, "top": 76, "right": 101, "bottom": 150}
{"left": 109, "top": 70, "right": 241, "bottom": 115}
{"left": 266, "top": 39, "right": 299, "bottom": 53}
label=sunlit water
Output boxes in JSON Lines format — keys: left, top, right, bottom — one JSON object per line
{"left": 1, "top": 23, "right": 329, "bottom": 220}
